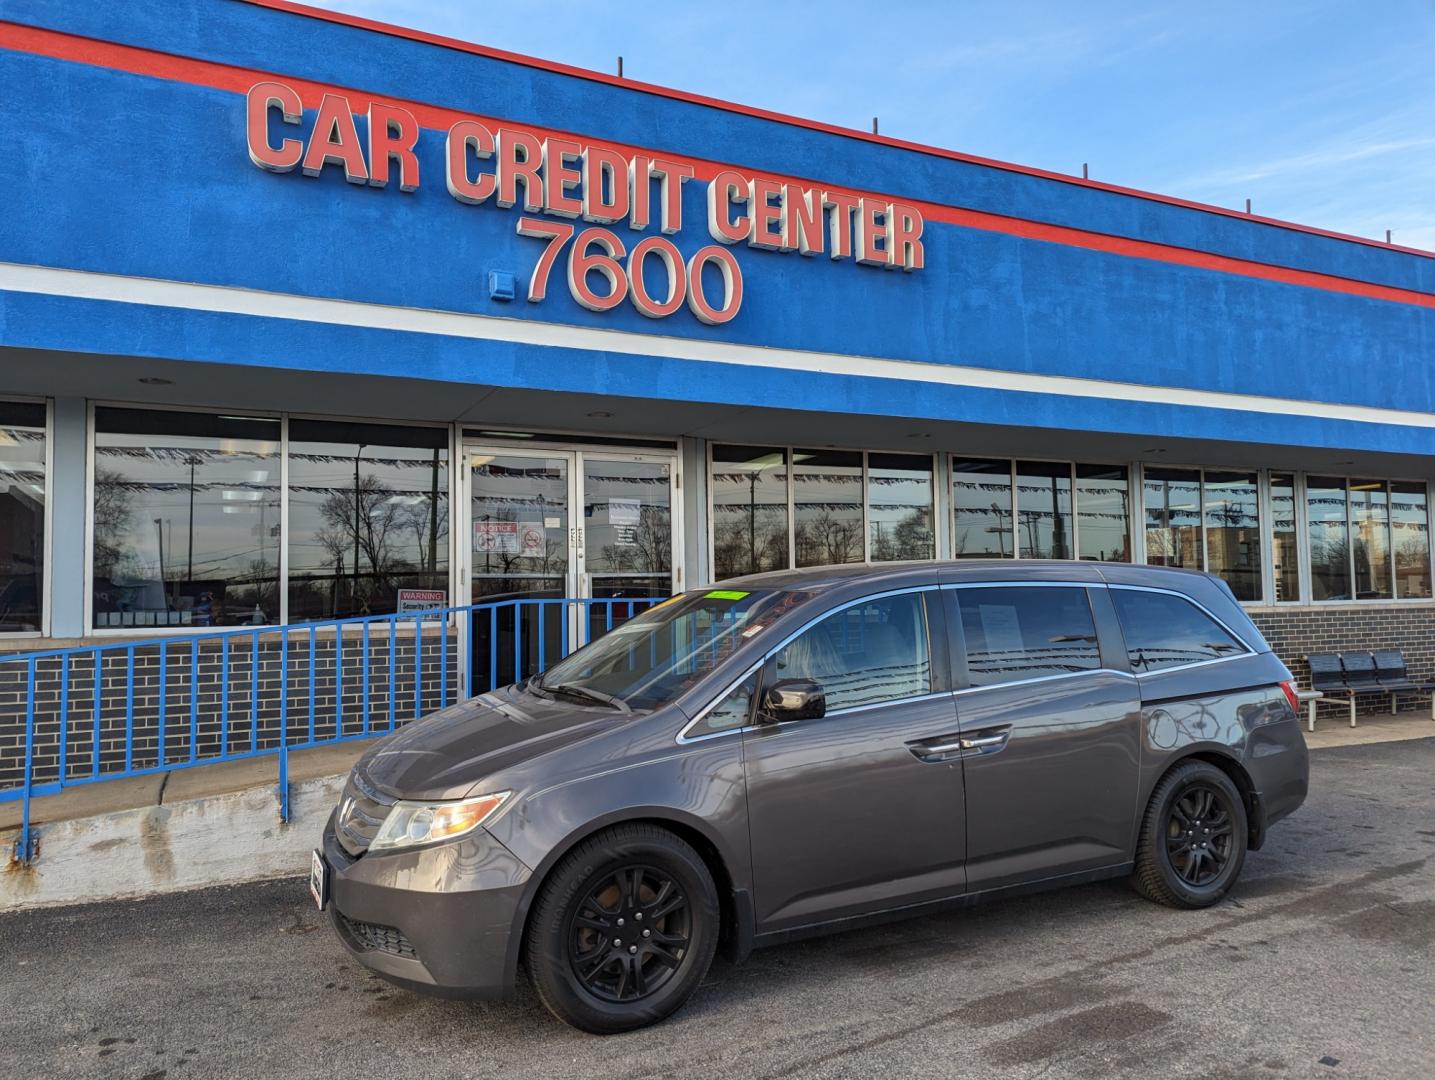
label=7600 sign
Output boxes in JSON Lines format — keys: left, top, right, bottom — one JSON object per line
{"left": 516, "top": 218, "right": 743, "bottom": 324}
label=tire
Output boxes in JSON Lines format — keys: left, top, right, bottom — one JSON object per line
{"left": 524, "top": 824, "right": 720, "bottom": 1034}
{"left": 1131, "top": 760, "right": 1248, "bottom": 909}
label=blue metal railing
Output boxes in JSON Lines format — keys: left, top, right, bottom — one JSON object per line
{"left": 0, "top": 596, "right": 660, "bottom": 863}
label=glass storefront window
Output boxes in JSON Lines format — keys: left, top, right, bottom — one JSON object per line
{"left": 711, "top": 445, "right": 789, "bottom": 578}
{"left": 1203, "top": 471, "right": 1262, "bottom": 602}
{"left": 92, "top": 408, "right": 281, "bottom": 628}
{"left": 1307, "top": 476, "right": 1350, "bottom": 601}
{"left": 1016, "top": 462, "right": 1073, "bottom": 559}
{"left": 1391, "top": 481, "right": 1431, "bottom": 599}
{"left": 1144, "top": 468, "right": 1202, "bottom": 570}
{"left": 288, "top": 420, "right": 449, "bottom": 621}
{"left": 793, "top": 449, "right": 863, "bottom": 567}
{"left": 952, "top": 459, "right": 1012, "bottom": 558}
{"left": 1270, "top": 472, "right": 1300, "bottom": 602}
{"left": 869, "top": 453, "right": 934, "bottom": 561}
{"left": 1075, "top": 464, "right": 1129, "bottom": 562}
{"left": 0, "top": 401, "right": 46, "bottom": 633}
{"left": 1349, "top": 480, "right": 1393, "bottom": 600}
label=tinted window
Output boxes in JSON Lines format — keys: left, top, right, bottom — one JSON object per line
{"left": 773, "top": 592, "right": 931, "bottom": 711}
{"left": 956, "top": 586, "right": 1100, "bottom": 687}
{"left": 1076, "top": 464, "right": 1130, "bottom": 562}
{"left": 1307, "top": 476, "right": 1350, "bottom": 600}
{"left": 1016, "top": 462, "right": 1073, "bottom": 559}
{"left": 1111, "top": 589, "right": 1246, "bottom": 671}
{"left": 288, "top": 419, "right": 449, "bottom": 622}
{"left": 1392, "top": 481, "right": 1432, "bottom": 599}
{"left": 952, "top": 459, "right": 1013, "bottom": 558}
{"left": 1203, "top": 471, "right": 1262, "bottom": 602}
{"left": 0, "top": 401, "right": 46, "bottom": 633}
{"left": 869, "top": 453, "right": 935, "bottom": 562}
{"left": 793, "top": 449, "right": 863, "bottom": 567}
{"left": 711, "top": 445, "right": 789, "bottom": 576}
{"left": 1270, "top": 473, "right": 1300, "bottom": 602}
{"left": 92, "top": 407, "right": 280, "bottom": 628}
{"left": 1144, "top": 468, "right": 1201, "bottom": 570}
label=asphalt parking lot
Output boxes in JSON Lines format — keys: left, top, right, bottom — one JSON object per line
{"left": 2, "top": 738, "right": 1433, "bottom": 1080}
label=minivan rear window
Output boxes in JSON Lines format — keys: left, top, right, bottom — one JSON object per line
{"left": 1110, "top": 588, "right": 1247, "bottom": 672}
{"left": 956, "top": 586, "right": 1100, "bottom": 687}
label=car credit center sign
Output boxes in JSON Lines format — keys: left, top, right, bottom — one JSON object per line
{"left": 245, "top": 83, "right": 926, "bottom": 325}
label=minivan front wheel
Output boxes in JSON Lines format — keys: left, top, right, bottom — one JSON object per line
{"left": 1132, "top": 761, "right": 1248, "bottom": 909}
{"left": 525, "top": 824, "right": 720, "bottom": 1033}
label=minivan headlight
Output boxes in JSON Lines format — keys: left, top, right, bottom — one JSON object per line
{"left": 369, "top": 791, "right": 510, "bottom": 852}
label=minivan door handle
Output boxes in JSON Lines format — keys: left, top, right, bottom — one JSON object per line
{"left": 906, "top": 725, "right": 1012, "bottom": 762}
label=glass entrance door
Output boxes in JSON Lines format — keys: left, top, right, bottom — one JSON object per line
{"left": 466, "top": 445, "right": 677, "bottom": 688}
{"left": 469, "top": 450, "right": 574, "bottom": 689}
{"left": 581, "top": 453, "right": 675, "bottom": 642}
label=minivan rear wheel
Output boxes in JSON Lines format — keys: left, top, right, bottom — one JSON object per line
{"left": 525, "top": 824, "right": 720, "bottom": 1034}
{"left": 1132, "top": 760, "right": 1247, "bottom": 909}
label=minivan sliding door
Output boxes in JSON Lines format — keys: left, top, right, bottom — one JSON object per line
{"left": 947, "top": 584, "right": 1141, "bottom": 892}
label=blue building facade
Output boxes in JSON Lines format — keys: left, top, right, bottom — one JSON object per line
{"left": 3, "top": 0, "right": 1435, "bottom": 689}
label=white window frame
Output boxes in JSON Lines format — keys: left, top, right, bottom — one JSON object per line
{"left": 950, "top": 456, "right": 1134, "bottom": 565}
{"left": 1136, "top": 461, "right": 1265, "bottom": 604}
{"left": 706, "top": 443, "right": 939, "bottom": 581}
{"left": 83, "top": 401, "right": 463, "bottom": 637}
{"left": 1300, "top": 471, "right": 1434, "bottom": 607}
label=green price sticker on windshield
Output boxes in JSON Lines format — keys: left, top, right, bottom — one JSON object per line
{"left": 704, "top": 589, "right": 750, "bottom": 601}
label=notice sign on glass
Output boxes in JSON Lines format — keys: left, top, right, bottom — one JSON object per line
{"left": 474, "top": 520, "right": 546, "bottom": 553}
{"left": 474, "top": 521, "right": 520, "bottom": 552}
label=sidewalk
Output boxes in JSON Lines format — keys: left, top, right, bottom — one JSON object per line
{"left": 1304, "top": 709, "right": 1435, "bottom": 750}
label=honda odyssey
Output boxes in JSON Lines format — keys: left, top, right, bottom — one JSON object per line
{"left": 313, "top": 561, "right": 1309, "bottom": 1033}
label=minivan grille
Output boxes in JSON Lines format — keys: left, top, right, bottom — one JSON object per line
{"left": 335, "top": 770, "right": 394, "bottom": 857}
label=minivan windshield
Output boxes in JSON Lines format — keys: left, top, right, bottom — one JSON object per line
{"left": 535, "top": 588, "right": 808, "bottom": 712}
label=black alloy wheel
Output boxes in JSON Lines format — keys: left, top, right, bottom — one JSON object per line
{"left": 1132, "top": 759, "right": 1249, "bottom": 909}
{"left": 526, "top": 824, "right": 720, "bottom": 1033}
{"left": 567, "top": 864, "right": 691, "bottom": 1002}
{"left": 1164, "top": 783, "right": 1235, "bottom": 887}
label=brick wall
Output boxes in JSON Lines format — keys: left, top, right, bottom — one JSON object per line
{"left": 1248, "top": 603, "right": 1435, "bottom": 717}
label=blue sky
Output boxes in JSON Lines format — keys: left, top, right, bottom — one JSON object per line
{"left": 304, "top": 0, "right": 1435, "bottom": 250}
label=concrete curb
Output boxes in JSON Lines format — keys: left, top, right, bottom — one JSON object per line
{"left": 1, "top": 773, "right": 344, "bottom": 911}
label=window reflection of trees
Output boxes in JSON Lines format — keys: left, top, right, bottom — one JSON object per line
{"left": 288, "top": 437, "right": 449, "bottom": 622}
{"left": 91, "top": 437, "right": 281, "bottom": 627}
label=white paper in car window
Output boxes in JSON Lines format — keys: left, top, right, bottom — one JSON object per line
{"left": 977, "top": 604, "right": 1024, "bottom": 657}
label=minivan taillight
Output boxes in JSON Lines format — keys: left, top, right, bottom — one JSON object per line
{"left": 1279, "top": 680, "right": 1301, "bottom": 714}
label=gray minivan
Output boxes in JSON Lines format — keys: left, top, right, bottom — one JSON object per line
{"left": 313, "top": 561, "right": 1309, "bottom": 1033}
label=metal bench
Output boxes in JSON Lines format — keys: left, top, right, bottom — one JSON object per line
{"left": 1303, "top": 650, "right": 1435, "bottom": 731}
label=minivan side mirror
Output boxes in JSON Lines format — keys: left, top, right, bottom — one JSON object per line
{"left": 760, "top": 679, "right": 826, "bottom": 723}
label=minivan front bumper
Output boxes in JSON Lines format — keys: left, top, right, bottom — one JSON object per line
{"left": 321, "top": 812, "right": 533, "bottom": 999}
